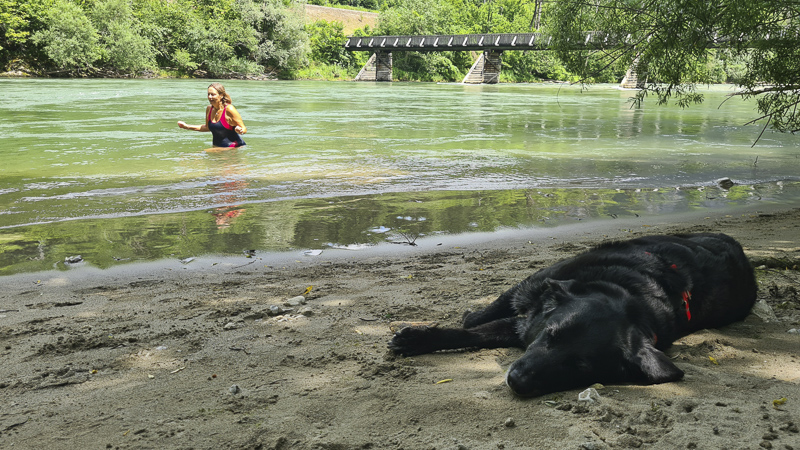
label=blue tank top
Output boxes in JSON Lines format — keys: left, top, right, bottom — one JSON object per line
{"left": 207, "top": 105, "right": 246, "bottom": 148}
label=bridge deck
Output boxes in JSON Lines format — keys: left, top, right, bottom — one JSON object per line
{"left": 345, "top": 32, "right": 617, "bottom": 52}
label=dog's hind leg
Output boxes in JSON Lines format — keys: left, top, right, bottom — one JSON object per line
{"left": 389, "top": 317, "right": 524, "bottom": 356}
{"left": 462, "top": 289, "right": 517, "bottom": 329}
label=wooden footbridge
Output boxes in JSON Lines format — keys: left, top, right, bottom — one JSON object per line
{"left": 344, "top": 32, "right": 642, "bottom": 87}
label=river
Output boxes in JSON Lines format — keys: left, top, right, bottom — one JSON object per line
{"left": 1, "top": 79, "right": 799, "bottom": 274}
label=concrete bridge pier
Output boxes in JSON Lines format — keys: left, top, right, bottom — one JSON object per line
{"left": 355, "top": 51, "right": 393, "bottom": 82}
{"left": 620, "top": 57, "right": 645, "bottom": 89}
{"left": 463, "top": 50, "right": 503, "bottom": 84}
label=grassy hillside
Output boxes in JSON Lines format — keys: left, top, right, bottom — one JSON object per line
{"left": 304, "top": 4, "right": 378, "bottom": 35}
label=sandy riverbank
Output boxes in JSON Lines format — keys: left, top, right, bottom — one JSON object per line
{"left": 1, "top": 206, "right": 799, "bottom": 449}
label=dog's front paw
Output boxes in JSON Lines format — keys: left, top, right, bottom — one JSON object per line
{"left": 388, "top": 326, "right": 439, "bottom": 356}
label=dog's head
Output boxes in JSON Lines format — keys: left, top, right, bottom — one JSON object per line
{"left": 505, "top": 279, "right": 684, "bottom": 397}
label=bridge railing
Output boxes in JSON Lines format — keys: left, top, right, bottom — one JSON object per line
{"left": 345, "top": 32, "right": 621, "bottom": 52}
{"left": 345, "top": 29, "right": 793, "bottom": 53}
{"left": 345, "top": 33, "right": 551, "bottom": 52}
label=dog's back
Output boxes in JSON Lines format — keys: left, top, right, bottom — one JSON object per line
{"left": 506, "top": 233, "right": 756, "bottom": 337}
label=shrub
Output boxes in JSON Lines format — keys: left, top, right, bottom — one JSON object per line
{"left": 30, "top": 0, "right": 101, "bottom": 72}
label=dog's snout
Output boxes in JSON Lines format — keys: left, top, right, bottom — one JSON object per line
{"left": 505, "top": 364, "right": 542, "bottom": 398}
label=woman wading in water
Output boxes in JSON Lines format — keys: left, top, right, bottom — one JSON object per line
{"left": 178, "top": 83, "right": 247, "bottom": 148}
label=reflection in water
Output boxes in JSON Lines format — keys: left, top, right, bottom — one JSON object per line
{"left": 616, "top": 97, "right": 644, "bottom": 139}
{"left": 1, "top": 180, "right": 798, "bottom": 275}
{"left": 205, "top": 147, "right": 248, "bottom": 229}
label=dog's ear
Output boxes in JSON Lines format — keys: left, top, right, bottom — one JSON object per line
{"left": 543, "top": 278, "right": 574, "bottom": 295}
{"left": 541, "top": 278, "right": 574, "bottom": 312}
{"left": 625, "top": 333, "right": 684, "bottom": 384}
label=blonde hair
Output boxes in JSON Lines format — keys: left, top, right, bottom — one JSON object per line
{"left": 209, "top": 82, "right": 232, "bottom": 105}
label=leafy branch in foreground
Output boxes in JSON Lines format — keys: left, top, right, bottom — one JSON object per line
{"left": 550, "top": 0, "right": 800, "bottom": 138}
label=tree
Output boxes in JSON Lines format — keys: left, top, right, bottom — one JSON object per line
{"left": 0, "top": 0, "right": 33, "bottom": 53}
{"left": 549, "top": 0, "right": 800, "bottom": 136}
{"left": 132, "top": 0, "right": 203, "bottom": 72}
{"left": 307, "top": 20, "right": 355, "bottom": 66}
{"left": 0, "top": 0, "right": 51, "bottom": 69}
{"left": 30, "top": 0, "right": 101, "bottom": 72}
{"left": 90, "top": 0, "right": 155, "bottom": 73}
{"left": 237, "top": 0, "right": 309, "bottom": 77}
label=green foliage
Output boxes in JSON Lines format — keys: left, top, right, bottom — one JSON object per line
{"left": 0, "top": 0, "right": 33, "bottom": 49}
{"left": 308, "top": 0, "right": 384, "bottom": 10}
{"left": 397, "top": 52, "right": 465, "bottom": 81}
{"left": 1, "top": 0, "right": 52, "bottom": 61}
{"left": 90, "top": 0, "right": 155, "bottom": 73}
{"left": 132, "top": 0, "right": 202, "bottom": 70}
{"left": 242, "top": 0, "right": 309, "bottom": 77}
{"left": 501, "top": 51, "right": 573, "bottom": 82}
{"left": 377, "top": 0, "right": 464, "bottom": 35}
{"left": 30, "top": 0, "right": 101, "bottom": 71}
{"left": 172, "top": 48, "right": 199, "bottom": 73}
{"left": 14, "top": 0, "right": 307, "bottom": 77}
{"left": 715, "top": 49, "right": 750, "bottom": 84}
{"left": 307, "top": 20, "right": 355, "bottom": 67}
{"left": 166, "top": 0, "right": 263, "bottom": 77}
{"left": 549, "top": 0, "right": 800, "bottom": 135}
{"left": 294, "top": 61, "right": 357, "bottom": 80}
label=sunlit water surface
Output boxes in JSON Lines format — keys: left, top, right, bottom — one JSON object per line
{"left": 2, "top": 79, "right": 799, "bottom": 274}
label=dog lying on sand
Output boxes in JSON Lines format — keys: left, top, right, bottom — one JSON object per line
{"left": 389, "top": 233, "right": 757, "bottom": 397}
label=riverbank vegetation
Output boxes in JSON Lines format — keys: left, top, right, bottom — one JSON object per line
{"left": 1, "top": 0, "right": 310, "bottom": 78}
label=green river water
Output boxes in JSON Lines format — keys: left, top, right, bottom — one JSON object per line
{"left": 1, "top": 79, "right": 799, "bottom": 275}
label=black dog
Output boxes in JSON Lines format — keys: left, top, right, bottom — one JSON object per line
{"left": 389, "top": 233, "right": 757, "bottom": 397}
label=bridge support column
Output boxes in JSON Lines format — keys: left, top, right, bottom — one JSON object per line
{"left": 620, "top": 57, "right": 645, "bottom": 89}
{"left": 462, "top": 50, "right": 503, "bottom": 84}
{"left": 482, "top": 50, "right": 502, "bottom": 84}
{"left": 355, "top": 51, "right": 392, "bottom": 82}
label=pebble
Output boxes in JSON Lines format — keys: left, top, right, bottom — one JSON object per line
{"left": 504, "top": 417, "right": 515, "bottom": 428}
{"left": 269, "top": 305, "right": 291, "bottom": 316}
{"left": 229, "top": 384, "right": 241, "bottom": 395}
{"left": 298, "top": 306, "right": 314, "bottom": 317}
{"left": 716, "top": 177, "right": 735, "bottom": 189}
{"left": 782, "top": 422, "right": 799, "bottom": 433}
{"left": 788, "top": 329, "right": 799, "bottom": 334}
{"left": 285, "top": 296, "right": 306, "bottom": 306}
{"left": 750, "top": 300, "right": 777, "bottom": 322}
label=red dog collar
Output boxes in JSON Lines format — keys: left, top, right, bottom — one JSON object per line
{"left": 682, "top": 291, "right": 692, "bottom": 321}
